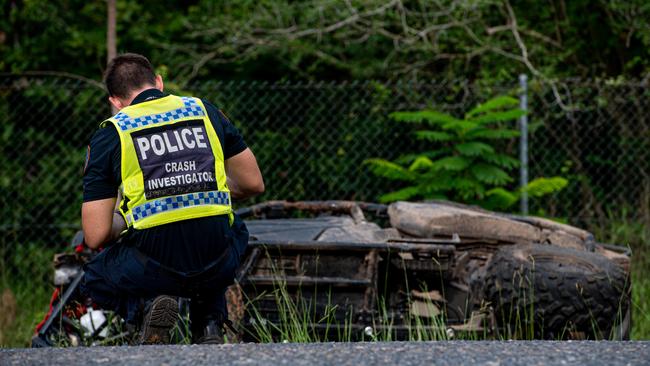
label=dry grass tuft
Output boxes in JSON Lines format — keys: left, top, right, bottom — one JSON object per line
{"left": 0, "top": 288, "right": 18, "bottom": 345}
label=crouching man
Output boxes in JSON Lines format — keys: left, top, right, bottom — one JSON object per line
{"left": 80, "top": 53, "right": 264, "bottom": 344}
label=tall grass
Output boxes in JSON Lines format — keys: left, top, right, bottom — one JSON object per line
{"left": 241, "top": 238, "right": 635, "bottom": 342}
{"left": 591, "top": 212, "right": 650, "bottom": 340}
{"left": 242, "top": 251, "right": 458, "bottom": 343}
{"left": 492, "top": 268, "right": 537, "bottom": 340}
{"left": 2, "top": 212, "right": 649, "bottom": 346}
{"left": 0, "top": 243, "right": 61, "bottom": 348}
{"left": 243, "top": 281, "right": 455, "bottom": 343}
{"left": 245, "top": 280, "right": 342, "bottom": 343}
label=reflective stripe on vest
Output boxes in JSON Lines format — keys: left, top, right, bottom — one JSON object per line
{"left": 128, "top": 190, "right": 230, "bottom": 224}
{"left": 114, "top": 97, "right": 205, "bottom": 131}
{"left": 102, "top": 95, "right": 232, "bottom": 230}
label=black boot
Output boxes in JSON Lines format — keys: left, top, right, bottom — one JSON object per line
{"left": 196, "top": 318, "right": 224, "bottom": 345}
{"left": 139, "top": 295, "right": 179, "bottom": 345}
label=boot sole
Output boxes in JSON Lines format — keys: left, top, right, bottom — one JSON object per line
{"left": 140, "top": 296, "right": 179, "bottom": 345}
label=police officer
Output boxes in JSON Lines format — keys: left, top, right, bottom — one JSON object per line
{"left": 80, "top": 53, "right": 264, "bottom": 344}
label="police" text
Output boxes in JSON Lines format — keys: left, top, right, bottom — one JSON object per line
{"left": 136, "top": 127, "right": 208, "bottom": 160}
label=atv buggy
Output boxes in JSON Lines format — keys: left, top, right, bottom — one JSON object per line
{"left": 32, "top": 200, "right": 631, "bottom": 346}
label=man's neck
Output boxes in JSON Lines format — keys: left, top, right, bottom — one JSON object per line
{"left": 124, "top": 85, "right": 158, "bottom": 106}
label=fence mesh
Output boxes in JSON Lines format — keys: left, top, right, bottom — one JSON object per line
{"left": 0, "top": 75, "right": 648, "bottom": 344}
{"left": 1, "top": 76, "right": 649, "bottom": 243}
{"left": 1, "top": 76, "right": 649, "bottom": 242}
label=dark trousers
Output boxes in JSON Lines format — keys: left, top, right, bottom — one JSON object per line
{"left": 80, "top": 220, "right": 247, "bottom": 331}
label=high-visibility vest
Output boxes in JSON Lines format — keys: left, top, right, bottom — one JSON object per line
{"left": 101, "top": 94, "right": 232, "bottom": 229}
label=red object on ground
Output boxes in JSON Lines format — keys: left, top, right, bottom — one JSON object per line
{"left": 35, "top": 242, "right": 101, "bottom": 335}
{"left": 34, "top": 288, "right": 60, "bottom": 334}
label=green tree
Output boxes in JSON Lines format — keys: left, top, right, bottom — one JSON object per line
{"left": 2, "top": 1, "right": 649, "bottom": 83}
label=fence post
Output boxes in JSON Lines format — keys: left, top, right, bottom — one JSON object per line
{"left": 519, "top": 74, "right": 529, "bottom": 215}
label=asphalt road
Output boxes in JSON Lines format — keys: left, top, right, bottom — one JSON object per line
{"left": 2, "top": 341, "right": 650, "bottom": 365}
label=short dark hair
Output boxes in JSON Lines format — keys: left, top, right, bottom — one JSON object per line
{"left": 104, "top": 53, "right": 156, "bottom": 98}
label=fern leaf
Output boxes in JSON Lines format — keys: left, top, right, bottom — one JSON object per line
{"left": 415, "top": 131, "right": 453, "bottom": 142}
{"left": 465, "top": 128, "right": 520, "bottom": 140}
{"left": 364, "top": 159, "right": 417, "bottom": 181}
{"left": 483, "top": 187, "right": 519, "bottom": 210}
{"left": 430, "top": 156, "right": 471, "bottom": 171}
{"left": 419, "top": 174, "right": 457, "bottom": 192}
{"left": 390, "top": 110, "right": 460, "bottom": 127}
{"left": 394, "top": 150, "right": 449, "bottom": 165}
{"left": 521, "top": 177, "right": 568, "bottom": 197}
{"left": 389, "top": 111, "right": 431, "bottom": 124}
{"left": 470, "top": 163, "right": 512, "bottom": 184}
{"left": 421, "top": 193, "right": 449, "bottom": 200}
{"left": 452, "top": 177, "right": 485, "bottom": 199}
{"left": 452, "top": 177, "right": 484, "bottom": 191}
{"left": 441, "top": 120, "right": 479, "bottom": 131}
{"left": 466, "top": 96, "right": 519, "bottom": 118}
{"left": 480, "top": 153, "right": 520, "bottom": 169}
{"left": 408, "top": 156, "right": 435, "bottom": 171}
{"left": 419, "top": 170, "right": 458, "bottom": 193}
{"left": 455, "top": 142, "right": 495, "bottom": 156}
{"left": 470, "top": 109, "right": 526, "bottom": 124}
{"left": 379, "top": 186, "right": 421, "bottom": 203}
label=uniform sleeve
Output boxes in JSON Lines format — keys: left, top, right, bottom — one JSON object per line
{"left": 202, "top": 100, "right": 248, "bottom": 159}
{"left": 83, "top": 126, "right": 121, "bottom": 202}
{"left": 218, "top": 109, "right": 248, "bottom": 159}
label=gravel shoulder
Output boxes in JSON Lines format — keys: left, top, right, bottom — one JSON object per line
{"left": 3, "top": 341, "right": 650, "bottom": 366}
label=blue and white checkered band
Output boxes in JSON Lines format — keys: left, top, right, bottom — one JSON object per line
{"left": 115, "top": 97, "right": 205, "bottom": 131}
{"left": 130, "top": 190, "right": 230, "bottom": 223}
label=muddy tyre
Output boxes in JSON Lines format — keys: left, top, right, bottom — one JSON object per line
{"left": 482, "top": 244, "right": 630, "bottom": 339}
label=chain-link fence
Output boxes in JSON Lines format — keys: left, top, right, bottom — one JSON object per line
{"left": 526, "top": 79, "right": 650, "bottom": 227}
{"left": 0, "top": 74, "right": 648, "bottom": 344}
{"left": 2, "top": 75, "right": 650, "bottom": 246}
{"left": 1, "top": 75, "right": 649, "bottom": 244}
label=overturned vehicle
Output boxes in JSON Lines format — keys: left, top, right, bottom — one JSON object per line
{"left": 33, "top": 200, "right": 631, "bottom": 346}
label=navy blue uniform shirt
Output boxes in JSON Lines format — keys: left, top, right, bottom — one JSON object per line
{"left": 83, "top": 89, "right": 247, "bottom": 271}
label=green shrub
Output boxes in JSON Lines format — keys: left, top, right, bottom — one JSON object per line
{"left": 366, "top": 96, "right": 567, "bottom": 211}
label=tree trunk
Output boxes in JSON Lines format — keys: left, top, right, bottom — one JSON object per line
{"left": 107, "top": 0, "right": 117, "bottom": 114}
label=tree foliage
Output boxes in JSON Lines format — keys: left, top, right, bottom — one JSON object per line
{"left": 1, "top": 0, "right": 649, "bottom": 83}
{"left": 366, "top": 95, "right": 568, "bottom": 210}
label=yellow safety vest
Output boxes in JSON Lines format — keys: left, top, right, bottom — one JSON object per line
{"left": 101, "top": 94, "right": 232, "bottom": 229}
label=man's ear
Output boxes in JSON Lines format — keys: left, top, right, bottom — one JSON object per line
{"left": 108, "top": 96, "right": 125, "bottom": 111}
{"left": 155, "top": 75, "right": 164, "bottom": 92}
